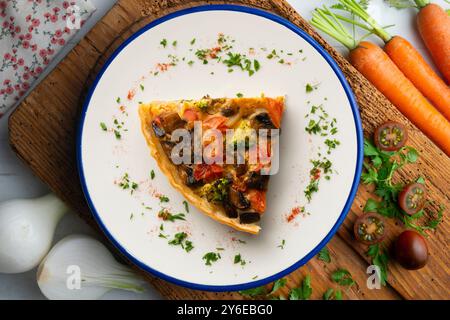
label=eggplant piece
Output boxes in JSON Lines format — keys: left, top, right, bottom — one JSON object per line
{"left": 161, "top": 140, "right": 176, "bottom": 156}
{"left": 251, "top": 112, "right": 276, "bottom": 129}
{"left": 158, "top": 112, "right": 186, "bottom": 134}
{"left": 229, "top": 187, "right": 250, "bottom": 209}
{"left": 180, "top": 166, "right": 200, "bottom": 187}
{"left": 152, "top": 120, "right": 165, "bottom": 138}
{"left": 223, "top": 201, "right": 238, "bottom": 218}
{"left": 246, "top": 171, "right": 269, "bottom": 190}
{"left": 239, "top": 211, "right": 261, "bottom": 224}
{"left": 221, "top": 104, "right": 239, "bottom": 117}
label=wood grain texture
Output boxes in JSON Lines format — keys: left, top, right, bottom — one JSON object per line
{"left": 8, "top": 0, "right": 449, "bottom": 300}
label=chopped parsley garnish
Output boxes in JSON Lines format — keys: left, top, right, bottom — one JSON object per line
{"left": 234, "top": 254, "right": 246, "bottom": 266}
{"left": 222, "top": 52, "right": 259, "bottom": 76}
{"left": 160, "top": 38, "right": 167, "bottom": 47}
{"left": 202, "top": 252, "right": 221, "bottom": 266}
{"left": 277, "top": 239, "right": 286, "bottom": 249}
{"left": 118, "top": 173, "right": 138, "bottom": 194}
{"left": 158, "top": 233, "right": 168, "bottom": 239}
{"left": 187, "top": 60, "right": 194, "bottom": 66}
{"left": 114, "top": 130, "right": 121, "bottom": 140}
{"left": 331, "top": 269, "right": 355, "bottom": 287}
{"left": 139, "top": 84, "right": 144, "bottom": 91}
{"left": 100, "top": 122, "right": 107, "bottom": 131}
{"left": 305, "top": 158, "right": 333, "bottom": 202}
{"left": 116, "top": 97, "right": 121, "bottom": 103}
{"left": 184, "top": 240, "right": 194, "bottom": 252}
{"left": 183, "top": 200, "right": 189, "bottom": 213}
{"left": 172, "top": 40, "right": 177, "bottom": 47}
{"left": 254, "top": 59, "right": 260, "bottom": 71}
{"left": 325, "top": 139, "right": 341, "bottom": 154}
{"left": 159, "top": 195, "right": 170, "bottom": 203}
{"left": 305, "top": 83, "right": 320, "bottom": 93}
{"left": 168, "top": 232, "right": 193, "bottom": 252}
{"left": 150, "top": 169, "right": 155, "bottom": 180}
{"left": 157, "top": 209, "right": 185, "bottom": 222}
{"left": 317, "top": 246, "right": 331, "bottom": 263}
{"left": 236, "top": 92, "right": 244, "bottom": 98}
{"left": 190, "top": 38, "right": 196, "bottom": 45}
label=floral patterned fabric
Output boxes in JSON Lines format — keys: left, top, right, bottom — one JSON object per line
{"left": 0, "top": 0, "right": 96, "bottom": 117}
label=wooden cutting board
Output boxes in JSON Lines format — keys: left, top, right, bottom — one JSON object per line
{"left": 8, "top": 0, "right": 449, "bottom": 300}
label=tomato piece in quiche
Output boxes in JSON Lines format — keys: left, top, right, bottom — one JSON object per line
{"left": 138, "top": 96, "right": 285, "bottom": 234}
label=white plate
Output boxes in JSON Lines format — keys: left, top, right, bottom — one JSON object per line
{"left": 78, "top": 5, "right": 363, "bottom": 291}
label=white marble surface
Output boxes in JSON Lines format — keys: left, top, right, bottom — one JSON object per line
{"left": 0, "top": 0, "right": 446, "bottom": 300}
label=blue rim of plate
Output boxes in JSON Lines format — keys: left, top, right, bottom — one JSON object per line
{"left": 77, "top": 4, "right": 364, "bottom": 292}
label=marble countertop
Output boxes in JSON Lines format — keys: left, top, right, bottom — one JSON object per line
{"left": 0, "top": 0, "right": 446, "bottom": 300}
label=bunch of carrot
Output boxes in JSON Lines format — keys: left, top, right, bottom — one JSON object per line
{"left": 311, "top": 0, "right": 450, "bottom": 156}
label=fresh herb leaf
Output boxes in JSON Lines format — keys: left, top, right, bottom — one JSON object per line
{"left": 159, "top": 195, "right": 170, "bottom": 203}
{"left": 100, "top": 122, "right": 107, "bottom": 131}
{"left": 239, "top": 286, "right": 267, "bottom": 297}
{"left": 183, "top": 200, "right": 189, "bottom": 213}
{"left": 168, "top": 232, "right": 187, "bottom": 245}
{"left": 289, "top": 275, "right": 312, "bottom": 300}
{"left": 234, "top": 253, "right": 246, "bottom": 266}
{"left": 306, "top": 83, "right": 319, "bottom": 93}
{"left": 323, "top": 288, "right": 344, "bottom": 300}
{"left": 202, "top": 252, "right": 221, "bottom": 266}
{"left": 254, "top": 59, "right": 260, "bottom": 71}
{"left": 367, "top": 244, "right": 389, "bottom": 286}
{"left": 150, "top": 169, "right": 155, "bottom": 180}
{"left": 363, "top": 198, "right": 379, "bottom": 212}
{"left": 318, "top": 246, "right": 331, "bottom": 263}
{"left": 158, "top": 209, "right": 185, "bottom": 222}
{"left": 331, "top": 269, "right": 355, "bottom": 287}
{"left": 160, "top": 38, "right": 167, "bottom": 47}
{"left": 270, "top": 278, "right": 287, "bottom": 294}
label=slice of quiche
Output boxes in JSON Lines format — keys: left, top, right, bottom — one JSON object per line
{"left": 138, "top": 95, "right": 284, "bottom": 234}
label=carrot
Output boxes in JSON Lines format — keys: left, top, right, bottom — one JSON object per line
{"left": 311, "top": 6, "right": 450, "bottom": 156}
{"left": 349, "top": 41, "right": 450, "bottom": 156}
{"left": 384, "top": 36, "right": 450, "bottom": 121}
{"left": 335, "top": 0, "right": 450, "bottom": 121}
{"left": 416, "top": 1, "right": 450, "bottom": 84}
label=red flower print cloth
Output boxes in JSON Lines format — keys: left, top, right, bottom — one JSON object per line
{"left": 0, "top": 0, "right": 95, "bottom": 118}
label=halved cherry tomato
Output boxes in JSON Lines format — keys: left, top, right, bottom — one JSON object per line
{"left": 183, "top": 108, "right": 199, "bottom": 122}
{"left": 265, "top": 98, "right": 284, "bottom": 129}
{"left": 398, "top": 183, "right": 426, "bottom": 215}
{"left": 193, "top": 164, "right": 223, "bottom": 181}
{"left": 202, "top": 115, "right": 228, "bottom": 132}
{"left": 247, "top": 189, "right": 266, "bottom": 213}
{"left": 374, "top": 121, "right": 408, "bottom": 151}
{"left": 353, "top": 212, "right": 385, "bottom": 245}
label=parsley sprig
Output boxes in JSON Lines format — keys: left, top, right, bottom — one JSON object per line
{"left": 362, "top": 139, "right": 444, "bottom": 235}
{"left": 366, "top": 243, "right": 389, "bottom": 286}
{"left": 317, "top": 246, "right": 331, "bottom": 263}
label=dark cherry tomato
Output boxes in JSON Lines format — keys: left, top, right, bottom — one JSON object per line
{"left": 398, "top": 183, "right": 426, "bottom": 215}
{"left": 395, "top": 230, "right": 428, "bottom": 270}
{"left": 374, "top": 122, "right": 408, "bottom": 151}
{"left": 353, "top": 212, "right": 386, "bottom": 245}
